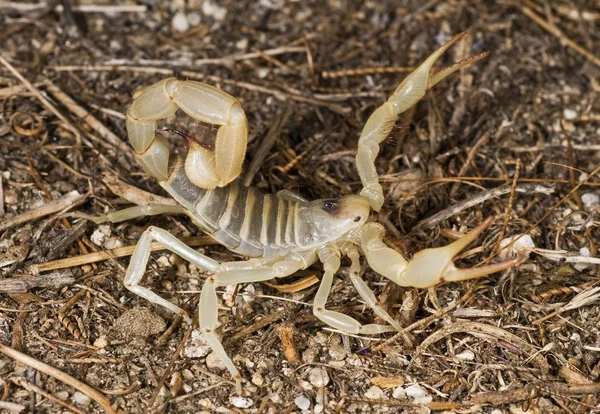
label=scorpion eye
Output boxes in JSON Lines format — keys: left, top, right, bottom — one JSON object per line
{"left": 321, "top": 200, "right": 338, "bottom": 212}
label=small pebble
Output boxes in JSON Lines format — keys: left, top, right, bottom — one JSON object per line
{"left": 251, "top": 372, "right": 264, "bottom": 386}
{"left": 405, "top": 384, "right": 428, "bottom": 398}
{"left": 499, "top": 234, "right": 535, "bottom": 259}
{"left": 202, "top": 0, "right": 227, "bottom": 20}
{"left": 93, "top": 336, "right": 108, "bottom": 349}
{"left": 55, "top": 391, "right": 69, "bottom": 400}
{"left": 171, "top": 11, "right": 190, "bottom": 33}
{"left": 206, "top": 351, "right": 227, "bottom": 371}
{"left": 314, "top": 404, "right": 324, "bottom": 414}
{"left": 582, "top": 193, "right": 600, "bottom": 208}
{"left": 456, "top": 350, "right": 475, "bottom": 361}
{"left": 229, "top": 396, "right": 253, "bottom": 408}
{"left": 575, "top": 247, "right": 593, "bottom": 271}
{"left": 392, "top": 386, "right": 406, "bottom": 399}
{"left": 183, "top": 330, "right": 211, "bottom": 358}
{"left": 308, "top": 367, "right": 329, "bottom": 387}
{"left": 73, "top": 392, "right": 91, "bottom": 406}
{"left": 364, "top": 385, "right": 386, "bottom": 399}
{"left": 187, "top": 12, "right": 201, "bottom": 26}
{"left": 563, "top": 108, "right": 577, "bottom": 120}
{"left": 294, "top": 395, "right": 310, "bottom": 410}
{"left": 172, "top": 11, "right": 190, "bottom": 33}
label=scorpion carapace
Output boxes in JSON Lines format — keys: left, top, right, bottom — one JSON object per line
{"left": 77, "top": 33, "right": 526, "bottom": 393}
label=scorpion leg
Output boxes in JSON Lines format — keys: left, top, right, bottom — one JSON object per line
{"left": 124, "top": 226, "right": 221, "bottom": 322}
{"left": 360, "top": 217, "right": 527, "bottom": 289}
{"left": 344, "top": 245, "right": 403, "bottom": 332}
{"left": 71, "top": 203, "right": 187, "bottom": 224}
{"left": 314, "top": 246, "right": 396, "bottom": 335}
{"left": 356, "top": 32, "right": 488, "bottom": 211}
{"left": 200, "top": 253, "right": 314, "bottom": 394}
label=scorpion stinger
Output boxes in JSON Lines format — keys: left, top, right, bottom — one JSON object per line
{"left": 76, "top": 33, "right": 527, "bottom": 394}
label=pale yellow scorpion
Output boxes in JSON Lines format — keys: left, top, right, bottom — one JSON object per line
{"left": 78, "top": 33, "right": 524, "bottom": 392}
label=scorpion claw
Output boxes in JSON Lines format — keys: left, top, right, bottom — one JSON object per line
{"left": 362, "top": 217, "right": 526, "bottom": 289}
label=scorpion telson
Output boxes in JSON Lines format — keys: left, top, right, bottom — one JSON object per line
{"left": 75, "top": 33, "right": 526, "bottom": 394}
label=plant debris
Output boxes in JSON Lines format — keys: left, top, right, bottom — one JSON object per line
{"left": 1, "top": 1, "right": 599, "bottom": 413}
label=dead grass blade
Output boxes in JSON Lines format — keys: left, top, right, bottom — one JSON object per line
{"left": 0, "top": 343, "right": 116, "bottom": 413}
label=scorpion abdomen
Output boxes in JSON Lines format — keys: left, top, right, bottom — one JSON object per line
{"left": 160, "top": 157, "right": 302, "bottom": 258}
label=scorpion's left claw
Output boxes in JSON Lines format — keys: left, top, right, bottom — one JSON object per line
{"left": 362, "top": 217, "right": 526, "bottom": 289}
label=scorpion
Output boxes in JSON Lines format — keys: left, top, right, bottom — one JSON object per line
{"left": 77, "top": 33, "right": 524, "bottom": 393}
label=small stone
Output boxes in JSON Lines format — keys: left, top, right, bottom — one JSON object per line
{"left": 314, "top": 404, "right": 324, "bottom": 414}
{"left": 328, "top": 343, "right": 347, "bottom": 361}
{"left": 73, "top": 392, "right": 91, "bottom": 406}
{"left": 90, "top": 225, "right": 111, "bottom": 246}
{"left": 456, "top": 350, "right": 475, "bottom": 360}
{"left": 202, "top": 0, "right": 227, "bottom": 20}
{"left": 294, "top": 395, "right": 310, "bottom": 410}
{"left": 187, "top": 12, "right": 201, "bottom": 26}
{"left": 93, "top": 336, "right": 108, "bottom": 349}
{"left": 499, "top": 234, "right": 535, "bottom": 259}
{"left": 236, "top": 38, "right": 248, "bottom": 50}
{"left": 206, "top": 351, "right": 227, "bottom": 371}
{"left": 308, "top": 367, "right": 329, "bottom": 387}
{"left": 405, "top": 384, "right": 428, "bottom": 398}
{"left": 229, "top": 396, "right": 253, "bottom": 408}
{"left": 251, "top": 372, "right": 264, "bottom": 386}
{"left": 575, "top": 247, "right": 593, "bottom": 271}
{"left": 563, "top": 108, "right": 578, "bottom": 120}
{"left": 364, "top": 385, "right": 386, "bottom": 399}
{"left": 184, "top": 330, "right": 212, "bottom": 358}
{"left": 55, "top": 391, "right": 69, "bottom": 400}
{"left": 103, "top": 237, "right": 123, "bottom": 250}
{"left": 582, "top": 193, "right": 600, "bottom": 208}
{"left": 172, "top": 11, "right": 190, "bottom": 33}
{"left": 392, "top": 386, "right": 406, "bottom": 399}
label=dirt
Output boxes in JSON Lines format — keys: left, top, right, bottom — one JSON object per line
{"left": 0, "top": 1, "right": 600, "bottom": 413}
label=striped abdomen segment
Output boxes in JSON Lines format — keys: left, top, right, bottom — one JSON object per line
{"left": 161, "top": 160, "right": 302, "bottom": 258}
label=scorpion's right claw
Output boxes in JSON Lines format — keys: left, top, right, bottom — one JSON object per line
{"left": 362, "top": 216, "right": 527, "bottom": 289}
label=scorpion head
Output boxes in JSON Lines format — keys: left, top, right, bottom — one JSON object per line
{"left": 300, "top": 195, "right": 371, "bottom": 243}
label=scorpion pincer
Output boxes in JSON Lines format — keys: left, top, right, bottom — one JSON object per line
{"left": 77, "top": 33, "right": 525, "bottom": 393}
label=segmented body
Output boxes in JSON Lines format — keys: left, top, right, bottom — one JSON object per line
{"left": 160, "top": 158, "right": 341, "bottom": 258}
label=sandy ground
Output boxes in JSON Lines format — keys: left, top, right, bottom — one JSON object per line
{"left": 1, "top": 1, "right": 600, "bottom": 413}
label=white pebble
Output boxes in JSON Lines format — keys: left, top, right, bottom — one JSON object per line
{"left": 499, "top": 234, "right": 535, "bottom": 259}
{"left": 55, "top": 391, "right": 69, "bottom": 400}
{"left": 229, "top": 396, "right": 253, "bottom": 408}
{"left": 183, "top": 330, "right": 211, "bottom": 358}
{"left": 251, "top": 372, "right": 264, "bottom": 386}
{"left": 187, "top": 12, "right": 201, "bottom": 26}
{"left": 563, "top": 108, "right": 578, "bottom": 120}
{"left": 364, "top": 385, "right": 386, "bottom": 399}
{"left": 202, "top": 0, "right": 227, "bottom": 20}
{"left": 308, "top": 367, "right": 330, "bottom": 387}
{"left": 392, "top": 386, "right": 406, "bottom": 399}
{"left": 93, "top": 336, "right": 108, "bottom": 349}
{"left": 575, "top": 247, "right": 593, "bottom": 271}
{"left": 456, "top": 350, "right": 475, "bottom": 361}
{"left": 582, "top": 193, "right": 600, "bottom": 208}
{"left": 236, "top": 38, "right": 248, "bottom": 50}
{"left": 90, "top": 225, "right": 111, "bottom": 246}
{"left": 314, "top": 404, "right": 324, "bottom": 414}
{"left": 405, "top": 384, "right": 428, "bottom": 398}
{"left": 73, "top": 392, "right": 91, "bottom": 406}
{"left": 172, "top": 11, "right": 190, "bottom": 33}
{"left": 206, "top": 351, "right": 227, "bottom": 371}
{"left": 294, "top": 395, "right": 310, "bottom": 410}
